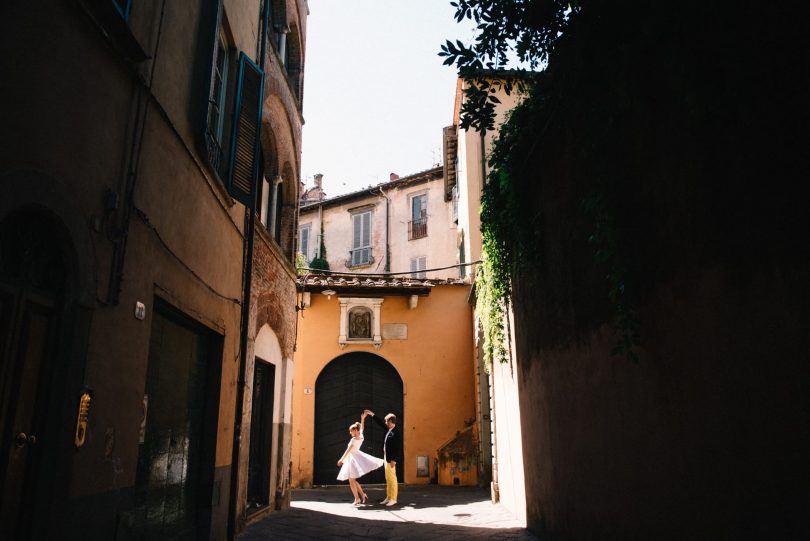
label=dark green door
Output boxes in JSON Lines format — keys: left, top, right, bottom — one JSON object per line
{"left": 313, "top": 352, "right": 403, "bottom": 485}
{"left": 246, "top": 358, "right": 275, "bottom": 512}
{"left": 133, "top": 299, "right": 221, "bottom": 540}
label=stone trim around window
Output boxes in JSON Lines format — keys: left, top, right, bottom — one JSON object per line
{"left": 338, "top": 297, "right": 384, "bottom": 349}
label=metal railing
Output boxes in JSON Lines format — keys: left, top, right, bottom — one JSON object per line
{"left": 349, "top": 247, "right": 372, "bottom": 267}
{"left": 408, "top": 218, "right": 427, "bottom": 240}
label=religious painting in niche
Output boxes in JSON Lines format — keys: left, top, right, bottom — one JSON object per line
{"left": 348, "top": 307, "right": 372, "bottom": 339}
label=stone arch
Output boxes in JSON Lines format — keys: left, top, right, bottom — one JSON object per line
{"left": 312, "top": 352, "right": 404, "bottom": 485}
{"left": 0, "top": 170, "right": 96, "bottom": 307}
{"left": 285, "top": 23, "right": 303, "bottom": 103}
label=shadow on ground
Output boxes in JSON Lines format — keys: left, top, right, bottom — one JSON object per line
{"left": 238, "top": 485, "right": 539, "bottom": 540}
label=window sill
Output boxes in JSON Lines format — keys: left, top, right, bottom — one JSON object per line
{"left": 339, "top": 338, "right": 382, "bottom": 350}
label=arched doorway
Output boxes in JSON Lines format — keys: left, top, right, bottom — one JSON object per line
{"left": 313, "top": 352, "right": 403, "bottom": 485}
{"left": 0, "top": 208, "right": 70, "bottom": 538}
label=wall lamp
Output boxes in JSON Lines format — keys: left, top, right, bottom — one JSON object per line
{"left": 321, "top": 289, "right": 336, "bottom": 299}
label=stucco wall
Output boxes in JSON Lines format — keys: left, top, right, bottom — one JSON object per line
{"left": 299, "top": 169, "right": 459, "bottom": 276}
{"left": 292, "top": 285, "right": 475, "bottom": 487}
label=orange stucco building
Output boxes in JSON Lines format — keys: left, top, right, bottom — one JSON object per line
{"left": 292, "top": 281, "right": 475, "bottom": 487}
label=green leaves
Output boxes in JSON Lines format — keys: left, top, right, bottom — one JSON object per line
{"left": 440, "top": 0, "right": 577, "bottom": 131}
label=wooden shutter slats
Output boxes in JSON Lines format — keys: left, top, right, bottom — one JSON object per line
{"left": 227, "top": 52, "right": 264, "bottom": 207}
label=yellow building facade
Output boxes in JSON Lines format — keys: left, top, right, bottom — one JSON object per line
{"left": 292, "top": 282, "right": 475, "bottom": 486}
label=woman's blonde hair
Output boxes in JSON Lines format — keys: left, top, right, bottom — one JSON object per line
{"left": 348, "top": 422, "right": 361, "bottom": 434}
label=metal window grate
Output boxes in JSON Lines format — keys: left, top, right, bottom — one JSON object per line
{"left": 408, "top": 218, "right": 427, "bottom": 240}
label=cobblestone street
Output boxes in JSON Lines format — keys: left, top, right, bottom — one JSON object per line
{"left": 239, "top": 485, "right": 540, "bottom": 541}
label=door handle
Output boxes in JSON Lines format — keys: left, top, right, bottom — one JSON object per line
{"left": 14, "top": 432, "right": 36, "bottom": 448}
{"left": 14, "top": 432, "right": 27, "bottom": 448}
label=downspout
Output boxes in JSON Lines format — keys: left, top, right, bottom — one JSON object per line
{"left": 228, "top": 2, "right": 269, "bottom": 538}
{"left": 105, "top": 0, "right": 169, "bottom": 305}
{"left": 478, "top": 128, "right": 500, "bottom": 502}
{"left": 317, "top": 202, "right": 323, "bottom": 258}
{"left": 377, "top": 186, "right": 391, "bottom": 272}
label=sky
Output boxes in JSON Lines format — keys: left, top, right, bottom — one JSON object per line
{"left": 300, "top": 0, "right": 476, "bottom": 197}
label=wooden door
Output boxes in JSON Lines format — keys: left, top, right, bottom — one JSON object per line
{"left": 313, "top": 352, "right": 403, "bottom": 485}
{"left": 0, "top": 212, "right": 64, "bottom": 539}
{"left": 131, "top": 299, "right": 222, "bottom": 540}
{"left": 246, "top": 359, "right": 275, "bottom": 512}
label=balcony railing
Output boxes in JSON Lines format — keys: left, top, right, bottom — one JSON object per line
{"left": 408, "top": 218, "right": 427, "bottom": 240}
{"left": 348, "top": 247, "right": 372, "bottom": 267}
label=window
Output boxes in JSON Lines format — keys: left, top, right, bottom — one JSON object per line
{"left": 408, "top": 193, "right": 427, "bottom": 240}
{"left": 351, "top": 211, "right": 372, "bottom": 266}
{"left": 201, "top": 17, "right": 264, "bottom": 208}
{"left": 259, "top": 176, "right": 270, "bottom": 225}
{"left": 299, "top": 223, "right": 311, "bottom": 261}
{"left": 410, "top": 256, "right": 427, "bottom": 279}
{"left": 207, "top": 30, "right": 230, "bottom": 175}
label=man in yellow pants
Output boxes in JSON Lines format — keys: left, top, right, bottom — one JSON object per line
{"left": 365, "top": 409, "right": 398, "bottom": 506}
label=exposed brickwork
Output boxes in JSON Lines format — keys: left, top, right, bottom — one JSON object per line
{"left": 251, "top": 229, "right": 297, "bottom": 359}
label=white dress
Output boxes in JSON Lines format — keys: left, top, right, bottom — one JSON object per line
{"left": 337, "top": 435, "right": 384, "bottom": 481}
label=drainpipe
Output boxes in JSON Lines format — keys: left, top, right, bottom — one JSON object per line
{"left": 317, "top": 202, "right": 323, "bottom": 258}
{"left": 228, "top": 2, "right": 269, "bottom": 538}
{"left": 104, "top": 0, "right": 168, "bottom": 305}
{"left": 377, "top": 185, "right": 391, "bottom": 272}
{"left": 478, "top": 126, "right": 499, "bottom": 502}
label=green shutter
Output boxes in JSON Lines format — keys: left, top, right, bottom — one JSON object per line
{"left": 227, "top": 52, "right": 264, "bottom": 208}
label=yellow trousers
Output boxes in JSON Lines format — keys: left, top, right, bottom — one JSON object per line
{"left": 384, "top": 461, "right": 398, "bottom": 502}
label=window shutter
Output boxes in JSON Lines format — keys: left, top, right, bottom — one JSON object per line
{"left": 300, "top": 227, "right": 309, "bottom": 258}
{"left": 227, "top": 52, "right": 265, "bottom": 208}
{"left": 353, "top": 214, "right": 362, "bottom": 250}
{"left": 410, "top": 258, "right": 418, "bottom": 274}
{"left": 362, "top": 212, "right": 371, "bottom": 246}
{"left": 112, "top": 0, "right": 132, "bottom": 20}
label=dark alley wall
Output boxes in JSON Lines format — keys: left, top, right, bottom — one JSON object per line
{"left": 504, "top": 3, "right": 809, "bottom": 539}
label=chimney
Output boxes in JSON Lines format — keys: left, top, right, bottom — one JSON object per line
{"left": 314, "top": 173, "right": 323, "bottom": 189}
{"left": 390, "top": 172, "right": 400, "bottom": 181}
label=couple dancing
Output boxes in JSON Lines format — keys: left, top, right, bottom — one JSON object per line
{"left": 336, "top": 409, "right": 398, "bottom": 506}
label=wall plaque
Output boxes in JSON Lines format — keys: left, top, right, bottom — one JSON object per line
{"left": 382, "top": 323, "right": 407, "bottom": 340}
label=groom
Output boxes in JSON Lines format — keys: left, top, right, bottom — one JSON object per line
{"left": 364, "top": 409, "right": 398, "bottom": 506}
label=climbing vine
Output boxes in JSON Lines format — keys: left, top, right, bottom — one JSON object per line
{"left": 447, "top": 1, "right": 643, "bottom": 363}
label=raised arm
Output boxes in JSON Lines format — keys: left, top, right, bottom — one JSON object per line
{"left": 359, "top": 412, "right": 367, "bottom": 436}
{"left": 365, "top": 409, "right": 386, "bottom": 429}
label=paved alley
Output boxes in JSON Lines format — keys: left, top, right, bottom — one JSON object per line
{"left": 238, "top": 485, "right": 540, "bottom": 541}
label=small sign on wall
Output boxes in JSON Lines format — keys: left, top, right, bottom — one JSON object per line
{"left": 382, "top": 323, "right": 407, "bottom": 340}
{"left": 134, "top": 301, "right": 146, "bottom": 320}
{"left": 416, "top": 455, "right": 429, "bottom": 477}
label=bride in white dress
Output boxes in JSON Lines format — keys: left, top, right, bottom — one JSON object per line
{"left": 337, "top": 411, "right": 384, "bottom": 505}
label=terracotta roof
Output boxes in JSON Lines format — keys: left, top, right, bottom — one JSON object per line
{"left": 297, "top": 274, "right": 470, "bottom": 296}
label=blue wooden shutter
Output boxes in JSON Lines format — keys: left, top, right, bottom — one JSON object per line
{"left": 112, "top": 0, "right": 132, "bottom": 20}
{"left": 227, "top": 52, "right": 264, "bottom": 208}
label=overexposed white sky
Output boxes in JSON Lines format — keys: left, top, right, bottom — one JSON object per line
{"left": 300, "top": 0, "right": 475, "bottom": 197}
